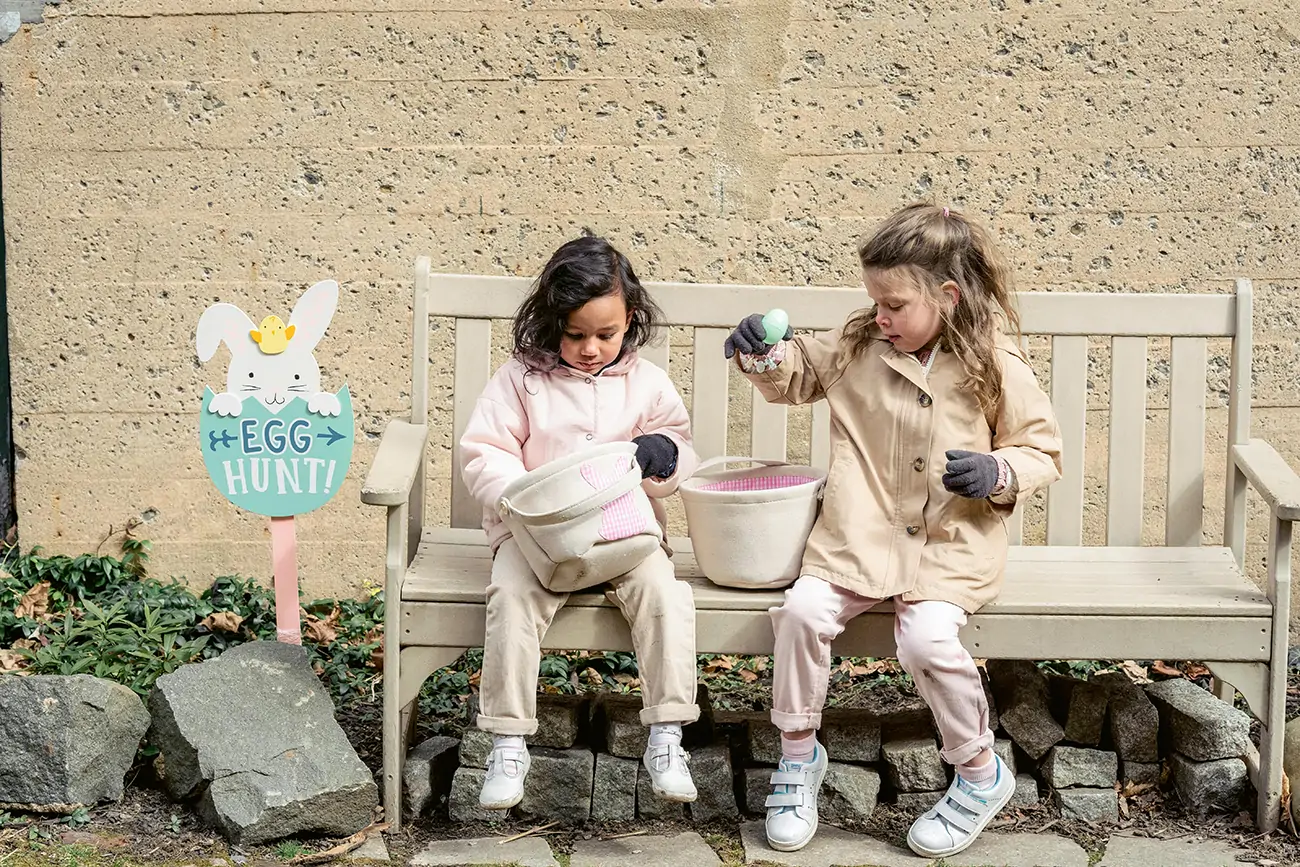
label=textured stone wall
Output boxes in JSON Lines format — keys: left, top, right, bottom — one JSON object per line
{"left": 2, "top": 1, "right": 1298, "bottom": 622}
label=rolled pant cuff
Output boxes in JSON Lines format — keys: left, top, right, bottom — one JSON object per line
{"left": 476, "top": 714, "right": 538, "bottom": 737}
{"left": 639, "top": 703, "right": 700, "bottom": 726}
{"left": 941, "top": 730, "right": 995, "bottom": 766}
{"left": 771, "top": 709, "right": 821, "bottom": 733}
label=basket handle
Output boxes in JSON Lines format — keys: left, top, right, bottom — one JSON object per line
{"left": 498, "top": 461, "right": 644, "bottom": 526}
{"left": 694, "top": 455, "right": 792, "bottom": 475}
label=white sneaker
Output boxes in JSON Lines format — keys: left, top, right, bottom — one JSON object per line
{"left": 642, "top": 743, "right": 697, "bottom": 802}
{"left": 479, "top": 743, "right": 530, "bottom": 810}
{"left": 764, "top": 740, "right": 828, "bottom": 852}
{"left": 907, "top": 755, "right": 1015, "bottom": 858}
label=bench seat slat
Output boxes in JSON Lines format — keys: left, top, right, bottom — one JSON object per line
{"left": 402, "top": 537, "right": 1269, "bottom": 617}
{"left": 400, "top": 602, "right": 1270, "bottom": 662}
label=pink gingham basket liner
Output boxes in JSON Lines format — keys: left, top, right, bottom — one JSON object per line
{"left": 697, "top": 474, "right": 819, "bottom": 493}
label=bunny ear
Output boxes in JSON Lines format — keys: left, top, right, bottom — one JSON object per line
{"left": 287, "top": 279, "right": 339, "bottom": 352}
{"left": 197, "top": 302, "right": 258, "bottom": 362}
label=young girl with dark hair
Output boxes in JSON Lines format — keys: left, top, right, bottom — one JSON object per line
{"left": 460, "top": 235, "right": 701, "bottom": 810}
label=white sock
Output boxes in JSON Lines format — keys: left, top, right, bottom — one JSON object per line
{"left": 493, "top": 735, "right": 525, "bottom": 751}
{"left": 648, "top": 723, "right": 683, "bottom": 747}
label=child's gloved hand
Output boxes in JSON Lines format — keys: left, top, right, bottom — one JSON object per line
{"left": 724, "top": 313, "right": 792, "bottom": 358}
{"left": 631, "top": 434, "right": 678, "bottom": 479}
{"left": 942, "top": 450, "right": 999, "bottom": 499}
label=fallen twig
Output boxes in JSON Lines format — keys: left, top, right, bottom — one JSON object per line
{"left": 286, "top": 822, "right": 390, "bottom": 866}
{"left": 498, "top": 821, "right": 558, "bottom": 845}
{"left": 603, "top": 830, "right": 648, "bottom": 840}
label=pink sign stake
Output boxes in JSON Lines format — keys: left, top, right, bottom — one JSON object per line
{"left": 270, "top": 515, "right": 302, "bottom": 645}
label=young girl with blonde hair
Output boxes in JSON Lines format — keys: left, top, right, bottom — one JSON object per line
{"left": 725, "top": 203, "right": 1063, "bottom": 858}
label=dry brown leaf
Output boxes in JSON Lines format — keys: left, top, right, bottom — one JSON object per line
{"left": 302, "top": 612, "right": 337, "bottom": 644}
{"left": 15, "top": 582, "right": 51, "bottom": 621}
{"left": 738, "top": 669, "right": 758, "bottom": 683}
{"left": 703, "top": 656, "right": 735, "bottom": 674}
{"left": 1119, "top": 660, "right": 1150, "bottom": 684}
{"left": 0, "top": 649, "right": 29, "bottom": 672}
{"left": 1120, "top": 781, "right": 1156, "bottom": 798}
{"left": 1184, "top": 663, "right": 1211, "bottom": 679}
{"left": 1149, "top": 660, "right": 1182, "bottom": 678}
{"left": 367, "top": 646, "right": 384, "bottom": 671}
{"left": 200, "top": 611, "right": 244, "bottom": 634}
{"left": 752, "top": 656, "right": 770, "bottom": 672}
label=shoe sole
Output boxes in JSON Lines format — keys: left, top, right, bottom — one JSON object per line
{"left": 650, "top": 783, "right": 698, "bottom": 803}
{"left": 906, "top": 776, "right": 1015, "bottom": 859}
{"left": 479, "top": 790, "right": 524, "bottom": 810}
{"left": 765, "top": 758, "right": 829, "bottom": 853}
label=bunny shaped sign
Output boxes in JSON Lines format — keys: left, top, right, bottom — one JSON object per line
{"left": 196, "top": 280, "right": 355, "bottom": 518}
{"left": 196, "top": 280, "right": 355, "bottom": 645}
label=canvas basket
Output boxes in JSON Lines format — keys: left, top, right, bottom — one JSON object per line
{"left": 679, "top": 456, "right": 827, "bottom": 590}
{"left": 496, "top": 442, "right": 663, "bottom": 593}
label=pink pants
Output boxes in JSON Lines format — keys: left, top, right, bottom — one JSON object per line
{"left": 771, "top": 575, "right": 994, "bottom": 767}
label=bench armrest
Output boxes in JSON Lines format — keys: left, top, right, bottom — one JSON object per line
{"left": 1233, "top": 439, "right": 1300, "bottom": 521}
{"left": 361, "top": 420, "right": 428, "bottom": 506}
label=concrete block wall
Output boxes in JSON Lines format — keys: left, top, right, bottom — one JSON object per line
{"left": 1, "top": 1, "right": 1298, "bottom": 618}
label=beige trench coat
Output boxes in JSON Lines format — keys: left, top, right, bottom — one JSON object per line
{"left": 742, "top": 323, "right": 1063, "bottom": 613}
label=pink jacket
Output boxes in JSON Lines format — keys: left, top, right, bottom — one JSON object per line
{"left": 460, "top": 351, "right": 700, "bottom": 551}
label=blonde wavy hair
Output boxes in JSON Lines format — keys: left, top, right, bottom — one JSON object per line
{"left": 843, "top": 202, "right": 1020, "bottom": 421}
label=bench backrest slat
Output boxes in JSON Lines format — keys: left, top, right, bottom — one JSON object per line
{"left": 450, "top": 319, "right": 493, "bottom": 530}
{"left": 691, "top": 328, "right": 731, "bottom": 461}
{"left": 1166, "top": 336, "right": 1209, "bottom": 547}
{"left": 1106, "top": 336, "right": 1149, "bottom": 546}
{"left": 1047, "top": 335, "right": 1089, "bottom": 545}
{"left": 415, "top": 265, "right": 1251, "bottom": 550}
{"left": 751, "top": 390, "right": 789, "bottom": 461}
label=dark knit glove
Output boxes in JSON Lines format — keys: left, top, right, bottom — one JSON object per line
{"left": 632, "top": 434, "right": 678, "bottom": 480}
{"left": 942, "top": 450, "right": 999, "bottom": 499}
{"left": 724, "top": 313, "right": 792, "bottom": 359}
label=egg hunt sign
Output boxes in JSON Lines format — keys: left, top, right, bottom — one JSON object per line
{"left": 196, "top": 280, "right": 354, "bottom": 518}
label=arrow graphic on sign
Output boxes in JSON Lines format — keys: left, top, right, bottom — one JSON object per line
{"left": 208, "top": 429, "right": 237, "bottom": 452}
{"left": 316, "top": 425, "right": 346, "bottom": 447}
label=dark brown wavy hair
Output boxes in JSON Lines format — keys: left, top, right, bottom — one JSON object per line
{"left": 512, "top": 236, "right": 664, "bottom": 373}
{"left": 844, "top": 203, "right": 1020, "bottom": 421}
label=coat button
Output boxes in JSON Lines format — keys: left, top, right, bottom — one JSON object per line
{"left": 906, "top": 525, "right": 920, "bottom": 536}
{"left": 913, "top": 458, "right": 925, "bottom": 472}
{"left": 585, "top": 434, "right": 594, "bottom": 440}
{"left": 919, "top": 393, "right": 932, "bottom": 407}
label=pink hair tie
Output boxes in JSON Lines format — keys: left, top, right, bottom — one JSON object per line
{"left": 942, "top": 207, "right": 950, "bottom": 217}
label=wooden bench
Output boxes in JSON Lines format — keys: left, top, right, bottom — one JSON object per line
{"left": 362, "top": 259, "right": 1300, "bottom": 832}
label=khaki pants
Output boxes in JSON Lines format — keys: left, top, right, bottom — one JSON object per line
{"left": 477, "top": 538, "right": 700, "bottom": 736}
{"left": 771, "top": 575, "right": 994, "bottom": 766}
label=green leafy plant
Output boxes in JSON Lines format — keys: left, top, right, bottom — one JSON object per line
{"left": 274, "top": 841, "right": 309, "bottom": 860}
{"left": 63, "top": 807, "right": 91, "bottom": 829}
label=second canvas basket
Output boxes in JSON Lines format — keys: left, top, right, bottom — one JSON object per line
{"left": 680, "top": 457, "right": 826, "bottom": 590}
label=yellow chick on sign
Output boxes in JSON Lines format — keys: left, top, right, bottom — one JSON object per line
{"left": 250, "top": 315, "right": 295, "bottom": 355}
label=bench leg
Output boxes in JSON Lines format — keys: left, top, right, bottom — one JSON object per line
{"left": 383, "top": 646, "right": 469, "bottom": 831}
{"left": 1207, "top": 660, "right": 1279, "bottom": 830}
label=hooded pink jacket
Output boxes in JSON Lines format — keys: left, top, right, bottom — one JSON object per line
{"left": 460, "top": 351, "right": 699, "bottom": 551}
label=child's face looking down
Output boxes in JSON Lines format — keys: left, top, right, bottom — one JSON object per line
{"left": 865, "top": 267, "right": 958, "bottom": 354}
{"left": 560, "top": 292, "right": 633, "bottom": 372}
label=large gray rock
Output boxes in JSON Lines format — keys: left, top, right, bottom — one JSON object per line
{"left": 747, "top": 717, "right": 782, "bottom": 764}
{"left": 1094, "top": 672, "right": 1159, "bottom": 762}
{"left": 1120, "top": 760, "right": 1161, "bottom": 786}
{"left": 1049, "top": 675, "right": 1108, "bottom": 747}
{"left": 534, "top": 695, "right": 586, "bottom": 750}
{"left": 1042, "top": 746, "right": 1118, "bottom": 789}
{"left": 1285, "top": 718, "right": 1300, "bottom": 827}
{"left": 447, "top": 767, "right": 506, "bottom": 824}
{"left": 893, "top": 790, "right": 943, "bottom": 813}
{"left": 402, "top": 736, "right": 458, "bottom": 819}
{"left": 820, "top": 763, "right": 880, "bottom": 825}
{"left": 516, "top": 748, "right": 594, "bottom": 824}
{"left": 993, "top": 739, "right": 1017, "bottom": 776}
{"left": 687, "top": 744, "right": 738, "bottom": 822}
{"left": 0, "top": 675, "right": 149, "bottom": 807}
{"left": 1011, "top": 773, "right": 1040, "bottom": 808}
{"left": 458, "top": 726, "right": 493, "bottom": 768}
{"left": 571, "top": 832, "right": 721, "bottom": 867}
{"left": 1145, "top": 678, "right": 1251, "bottom": 761}
{"left": 1054, "top": 787, "right": 1118, "bottom": 823}
{"left": 987, "top": 660, "right": 1064, "bottom": 760}
{"left": 591, "top": 753, "right": 637, "bottom": 823}
{"left": 821, "top": 711, "right": 881, "bottom": 763}
{"left": 880, "top": 737, "right": 947, "bottom": 793}
{"left": 1169, "top": 753, "right": 1247, "bottom": 818}
{"left": 743, "top": 767, "right": 772, "bottom": 815}
{"left": 147, "top": 641, "right": 377, "bottom": 845}
{"left": 599, "top": 696, "right": 647, "bottom": 759}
